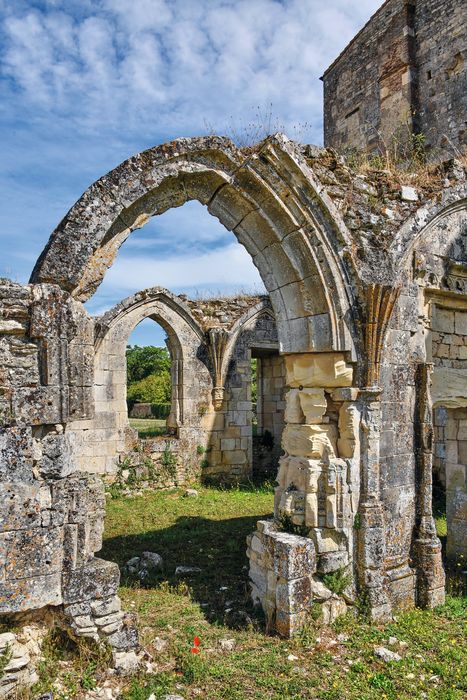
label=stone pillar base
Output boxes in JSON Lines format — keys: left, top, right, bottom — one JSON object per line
{"left": 414, "top": 537, "right": 446, "bottom": 608}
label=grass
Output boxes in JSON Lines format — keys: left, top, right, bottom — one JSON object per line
{"left": 129, "top": 418, "right": 168, "bottom": 439}
{"left": 30, "top": 485, "right": 466, "bottom": 699}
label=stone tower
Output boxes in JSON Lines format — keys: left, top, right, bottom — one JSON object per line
{"left": 321, "top": 0, "right": 466, "bottom": 159}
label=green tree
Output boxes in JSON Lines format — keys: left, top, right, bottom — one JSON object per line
{"left": 126, "top": 345, "right": 171, "bottom": 384}
{"left": 127, "top": 372, "right": 171, "bottom": 404}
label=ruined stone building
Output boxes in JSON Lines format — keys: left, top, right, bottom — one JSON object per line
{"left": 70, "top": 289, "right": 285, "bottom": 486}
{"left": 0, "top": 0, "right": 466, "bottom": 692}
{"left": 322, "top": 0, "right": 466, "bottom": 157}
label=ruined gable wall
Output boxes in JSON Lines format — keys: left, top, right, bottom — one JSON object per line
{"left": 322, "top": 0, "right": 411, "bottom": 152}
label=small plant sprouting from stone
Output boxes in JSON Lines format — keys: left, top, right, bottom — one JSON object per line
{"left": 0, "top": 644, "right": 12, "bottom": 679}
{"left": 321, "top": 567, "right": 351, "bottom": 595}
{"left": 196, "top": 445, "right": 206, "bottom": 455}
{"left": 276, "top": 512, "right": 310, "bottom": 538}
{"left": 161, "top": 443, "right": 177, "bottom": 479}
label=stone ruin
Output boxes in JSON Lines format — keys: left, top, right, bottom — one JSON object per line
{"left": 69, "top": 289, "right": 285, "bottom": 487}
{"left": 0, "top": 133, "right": 466, "bottom": 692}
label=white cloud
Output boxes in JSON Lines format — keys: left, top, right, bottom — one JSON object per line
{"left": 101, "top": 241, "right": 263, "bottom": 293}
{"left": 0, "top": 0, "right": 383, "bottom": 309}
{"left": 2, "top": 0, "right": 382, "bottom": 138}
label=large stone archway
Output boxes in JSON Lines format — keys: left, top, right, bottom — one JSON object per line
{"left": 30, "top": 135, "right": 358, "bottom": 356}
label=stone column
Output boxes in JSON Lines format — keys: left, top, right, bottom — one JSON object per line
{"left": 356, "top": 283, "right": 400, "bottom": 621}
{"left": 357, "top": 387, "right": 392, "bottom": 621}
{"left": 247, "top": 351, "right": 356, "bottom": 635}
{"left": 413, "top": 363, "right": 445, "bottom": 607}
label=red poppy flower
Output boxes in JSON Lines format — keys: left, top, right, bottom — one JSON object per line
{"left": 191, "top": 647, "right": 200, "bottom": 654}
{"left": 193, "top": 636, "right": 201, "bottom": 647}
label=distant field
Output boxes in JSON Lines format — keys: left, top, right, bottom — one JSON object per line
{"left": 129, "top": 417, "right": 167, "bottom": 438}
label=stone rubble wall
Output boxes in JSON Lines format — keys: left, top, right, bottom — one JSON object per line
{"left": 0, "top": 622, "right": 48, "bottom": 697}
{"left": 0, "top": 280, "right": 138, "bottom": 695}
{"left": 185, "top": 295, "right": 265, "bottom": 331}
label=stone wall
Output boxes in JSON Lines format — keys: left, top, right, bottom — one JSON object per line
{"left": 68, "top": 289, "right": 283, "bottom": 486}
{"left": 322, "top": 0, "right": 466, "bottom": 158}
{"left": 247, "top": 351, "right": 359, "bottom": 631}
{"left": 202, "top": 306, "right": 283, "bottom": 483}
{"left": 0, "top": 280, "right": 138, "bottom": 690}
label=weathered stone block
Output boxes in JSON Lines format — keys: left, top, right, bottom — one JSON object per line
{"left": 62, "top": 558, "right": 120, "bottom": 604}
{"left": 271, "top": 532, "right": 316, "bottom": 579}
{"left": 276, "top": 576, "right": 312, "bottom": 613}
{"left": 285, "top": 353, "right": 353, "bottom": 388}
{"left": 282, "top": 424, "right": 337, "bottom": 458}
{"left": 0, "top": 573, "right": 62, "bottom": 613}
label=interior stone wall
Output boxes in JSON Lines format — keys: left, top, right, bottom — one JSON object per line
{"left": 203, "top": 308, "right": 283, "bottom": 483}
{"left": 253, "top": 353, "right": 286, "bottom": 480}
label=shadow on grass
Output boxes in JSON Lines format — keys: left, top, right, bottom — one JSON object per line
{"left": 101, "top": 512, "right": 272, "bottom": 627}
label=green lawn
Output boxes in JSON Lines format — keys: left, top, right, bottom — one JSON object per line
{"left": 102, "top": 486, "right": 465, "bottom": 700}
{"left": 31, "top": 485, "right": 466, "bottom": 699}
{"left": 129, "top": 418, "right": 168, "bottom": 439}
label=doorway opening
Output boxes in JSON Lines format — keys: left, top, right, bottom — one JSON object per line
{"left": 251, "top": 348, "right": 286, "bottom": 481}
{"left": 432, "top": 405, "right": 467, "bottom": 595}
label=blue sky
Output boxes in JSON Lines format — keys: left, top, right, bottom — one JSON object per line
{"left": 0, "top": 0, "right": 381, "bottom": 345}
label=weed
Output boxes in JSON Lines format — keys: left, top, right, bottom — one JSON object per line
{"left": 321, "top": 567, "right": 351, "bottom": 595}
{"left": 161, "top": 443, "right": 177, "bottom": 479}
{"left": 0, "top": 644, "right": 12, "bottom": 679}
{"left": 80, "top": 660, "right": 98, "bottom": 690}
{"left": 196, "top": 445, "right": 205, "bottom": 455}
{"left": 369, "top": 672, "right": 394, "bottom": 691}
{"left": 204, "top": 102, "right": 311, "bottom": 149}
{"left": 275, "top": 512, "right": 310, "bottom": 537}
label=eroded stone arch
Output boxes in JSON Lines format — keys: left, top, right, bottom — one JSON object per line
{"left": 30, "top": 135, "right": 359, "bottom": 356}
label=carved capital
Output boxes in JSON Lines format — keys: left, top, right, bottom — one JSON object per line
{"left": 207, "top": 327, "right": 229, "bottom": 411}
{"left": 364, "top": 284, "right": 400, "bottom": 387}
